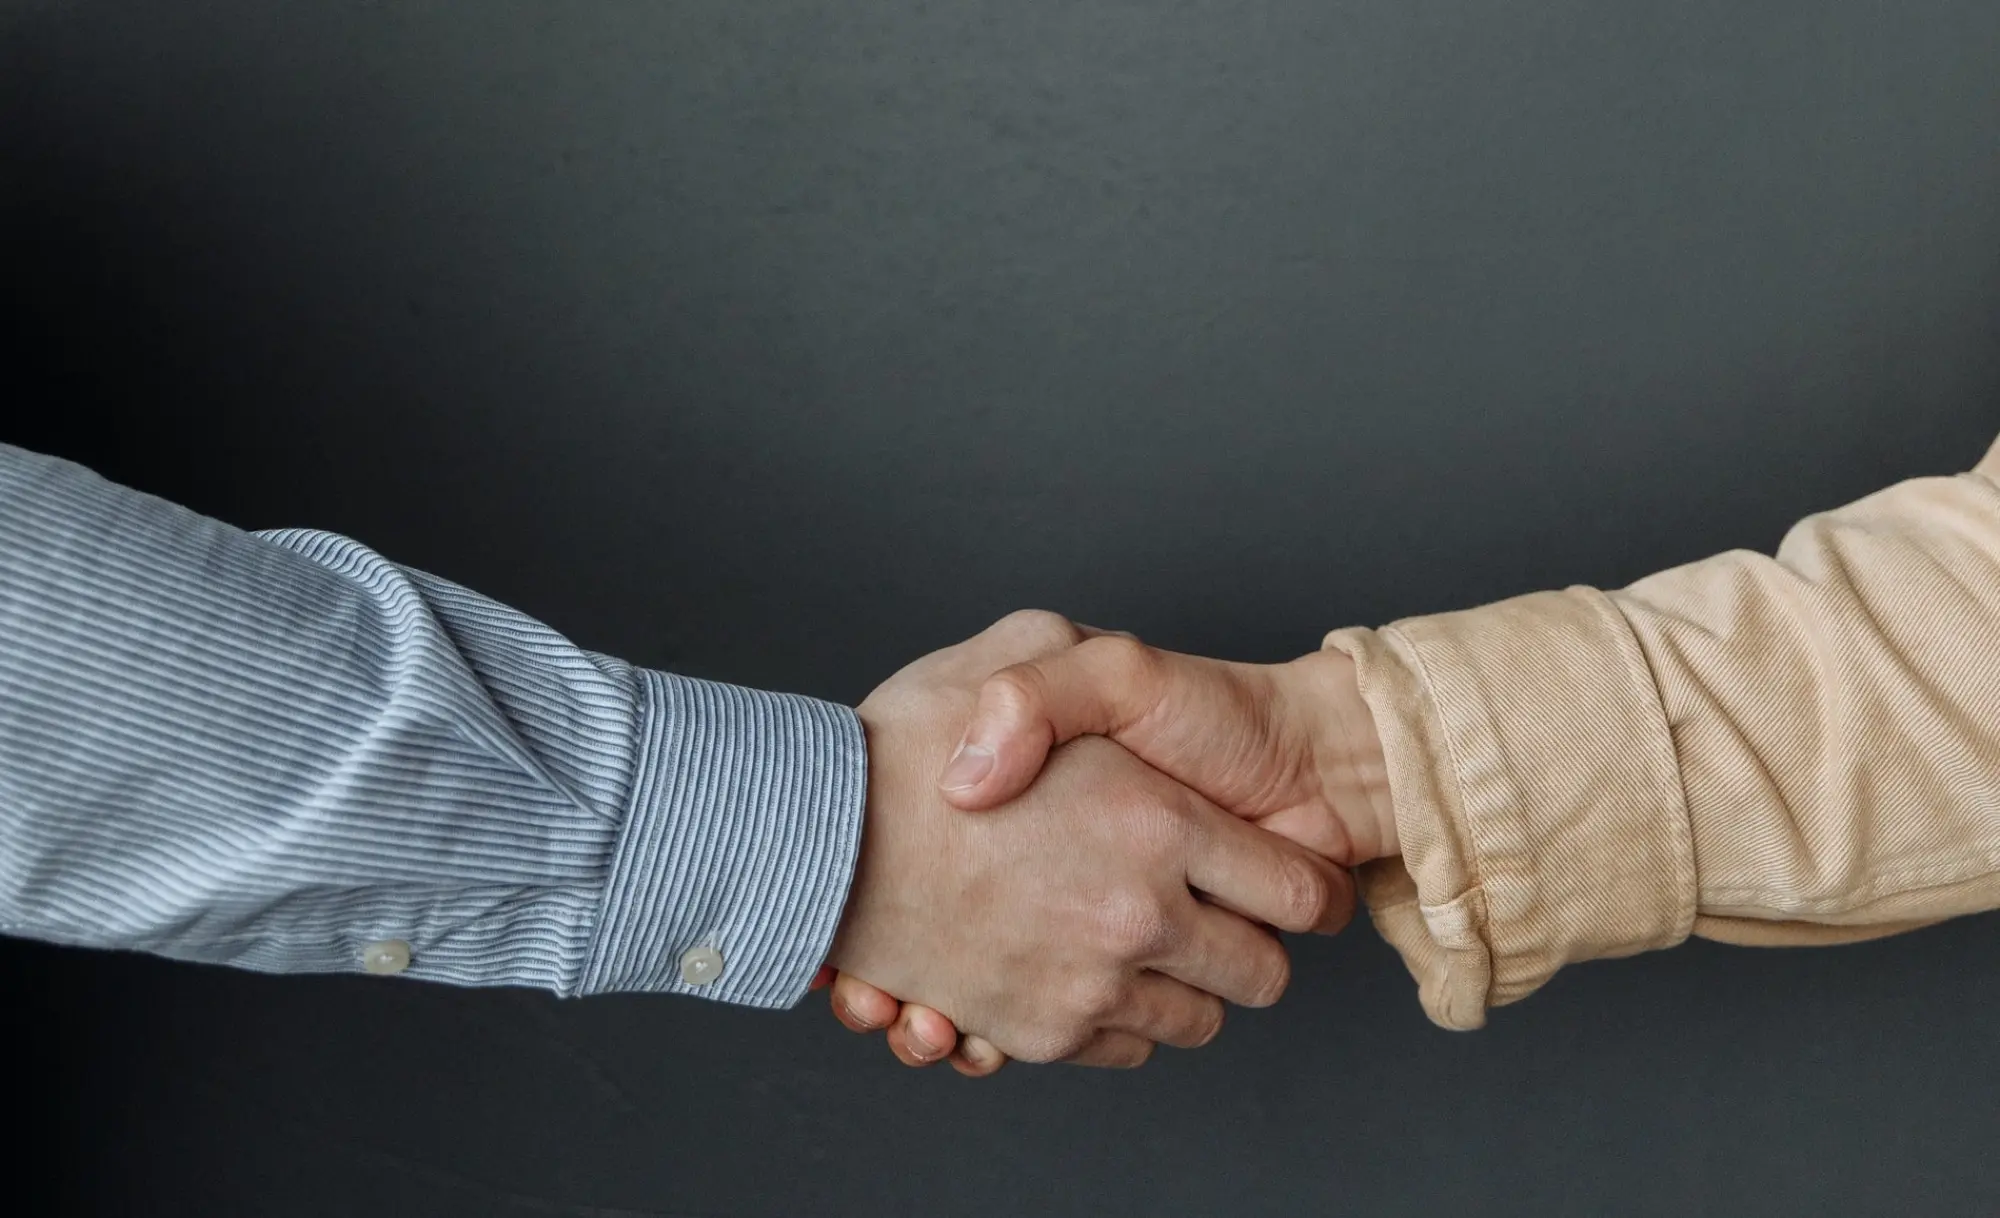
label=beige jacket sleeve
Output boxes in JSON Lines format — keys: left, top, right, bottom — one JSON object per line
{"left": 1327, "top": 432, "right": 2000, "bottom": 1030}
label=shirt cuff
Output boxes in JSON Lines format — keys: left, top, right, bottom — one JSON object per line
{"left": 577, "top": 670, "right": 867, "bottom": 1008}
{"left": 1326, "top": 588, "right": 1696, "bottom": 1030}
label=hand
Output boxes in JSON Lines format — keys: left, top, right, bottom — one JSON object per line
{"left": 824, "top": 611, "right": 1355, "bottom": 1070}
{"left": 829, "top": 621, "right": 1393, "bottom": 1075}
{"left": 943, "top": 633, "right": 1395, "bottom": 860}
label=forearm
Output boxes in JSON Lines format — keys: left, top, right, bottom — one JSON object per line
{"left": 0, "top": 445, "right": 863, "bottom": 1006}
{"left": 1332, "top": 431, "right": 2000, "bottom": 1028}
{"left": 1626, "top": 448, "right": 2000, "bottom": 941}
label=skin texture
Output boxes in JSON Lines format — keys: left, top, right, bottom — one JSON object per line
{"left": 830, "top": 625, "right": 1393, "bottom": 1075}
{"left": 824, "top": 612, "right": 1356, "bottom": 1068}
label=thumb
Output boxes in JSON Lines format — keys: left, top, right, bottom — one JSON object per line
{"left": 940, "top": 635, "right": 1235, "bottom": 811}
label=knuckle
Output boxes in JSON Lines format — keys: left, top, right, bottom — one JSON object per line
{"left": 1189, "top": 1001, "right": 1226, "bottom": 1048}
{"left": 1141, "top": 914, "right": 1186, "bottom": 959}
{"left": 1068, "top": 972, "right": 1128, "bottom": 1022}
{"left": 982, "top": 666, "right": 1045, "bottom": 719}
{"left": 1080, "top": 633, "right": 1161, "bottom": 690}
{"left": 1276, "top": 855, "right": 1334, "bottom": 932}
{"left": 994, "top": 609, "right": 1082, "bottom": 651}
{"left": 1243, "top": 944, "right": 1293, "bottom": 1008}
{"left": 1094, "top": 890, "right": 1178, "bottom": 960}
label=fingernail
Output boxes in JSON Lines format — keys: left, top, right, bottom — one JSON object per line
{"left": 940, "top": 741, "right": 995, "bottom": 791}
{"left": 962, "top": 1037, "right": 998, "bottom": 1067}
{"left": 905, "top": 1028, "right": 941, "bottom": 1060}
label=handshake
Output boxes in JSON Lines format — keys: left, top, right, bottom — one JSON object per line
{"left": 812, "top": 610, "right": 1398, "bottom": 1076}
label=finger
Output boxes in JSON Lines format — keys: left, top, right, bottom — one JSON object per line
{"left": 1064, "top": 1031, "right": 1155, "bottom": 1069}
{"left": 1197, "top": 849, "right": 1357, "bottom": 938}
{"left": 1259, "top": 802, "right": 1356, "bottom": 862}
{"left": 904, "top": 1004, "right": 960, "bottom": 1061}
{"left": 886, "top": 1007, "right": 956, "bottom": 1067}
{"left": 948, "top": 1035, "right": 1008, "bottom": 1078}
{"left": 1183, "top": 803, "right": 1349, "bottom": 936}
{"left": 1153, "top": 898, "right": 1296, "bottom": 1008}
{"left": 959, "top": 609, "right": 1086, "bottom": 674}
{"left": 1104, "top": 972, "right": 1225, "bottom": 1049}
{"left": 942, "top": 636, "right": 1251, "bottom": 810}
{"left": 808, "top": 964, "right": 835, "bottom": 991}
{"left": 831, "top": 973, "right": 900, "bottom": 1032}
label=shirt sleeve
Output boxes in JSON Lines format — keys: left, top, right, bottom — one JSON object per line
{"left": 1327, "top": 430, "right": 2000, "bottom": 1030}
{"left": 0, "top": 444, "right": 865, "bottom": 1009}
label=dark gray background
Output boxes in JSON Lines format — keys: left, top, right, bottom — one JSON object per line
{"left": 5, "top": 2, "right": 1999, "bottom": 1214}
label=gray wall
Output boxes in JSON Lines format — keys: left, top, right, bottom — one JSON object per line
{"left": 6, "top": 3, "right": 2000, "bottom": 1214}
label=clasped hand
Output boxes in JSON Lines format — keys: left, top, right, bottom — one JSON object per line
{"left": 817, "top": 610, "right": 1395, "bottom": 1075}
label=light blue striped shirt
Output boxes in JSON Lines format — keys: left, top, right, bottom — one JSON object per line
{"left": 0, "top": 444, "right": 866, "bottom": 1008}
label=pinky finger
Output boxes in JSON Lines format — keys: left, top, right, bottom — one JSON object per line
{"left": 949, "top": 1035, "right": 1008, "bottom": 1078}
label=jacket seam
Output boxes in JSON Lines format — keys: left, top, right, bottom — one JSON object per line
{"left": 1382, "top": 624, "right": 1497, "bottom": 947}
{"left": 1589, "top": 588, "right": 1700, "bottom": 947}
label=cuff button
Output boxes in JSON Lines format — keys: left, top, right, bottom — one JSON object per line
{"left": 679, "top": 945, "right": 725, "bottom": 987}
{"left": 362, "top": 939, "right": 412, "bottom": 976}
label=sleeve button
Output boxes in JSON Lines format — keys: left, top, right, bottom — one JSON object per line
{"left": 679, "top": 945, "right": 725, "bottom": 986}
{"left": 362, "top": 939, "right": 412, "bottom": 975}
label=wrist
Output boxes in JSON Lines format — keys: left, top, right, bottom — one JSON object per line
{"left": 1283, "top": 648, "right": 1397, "bottom": 860}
